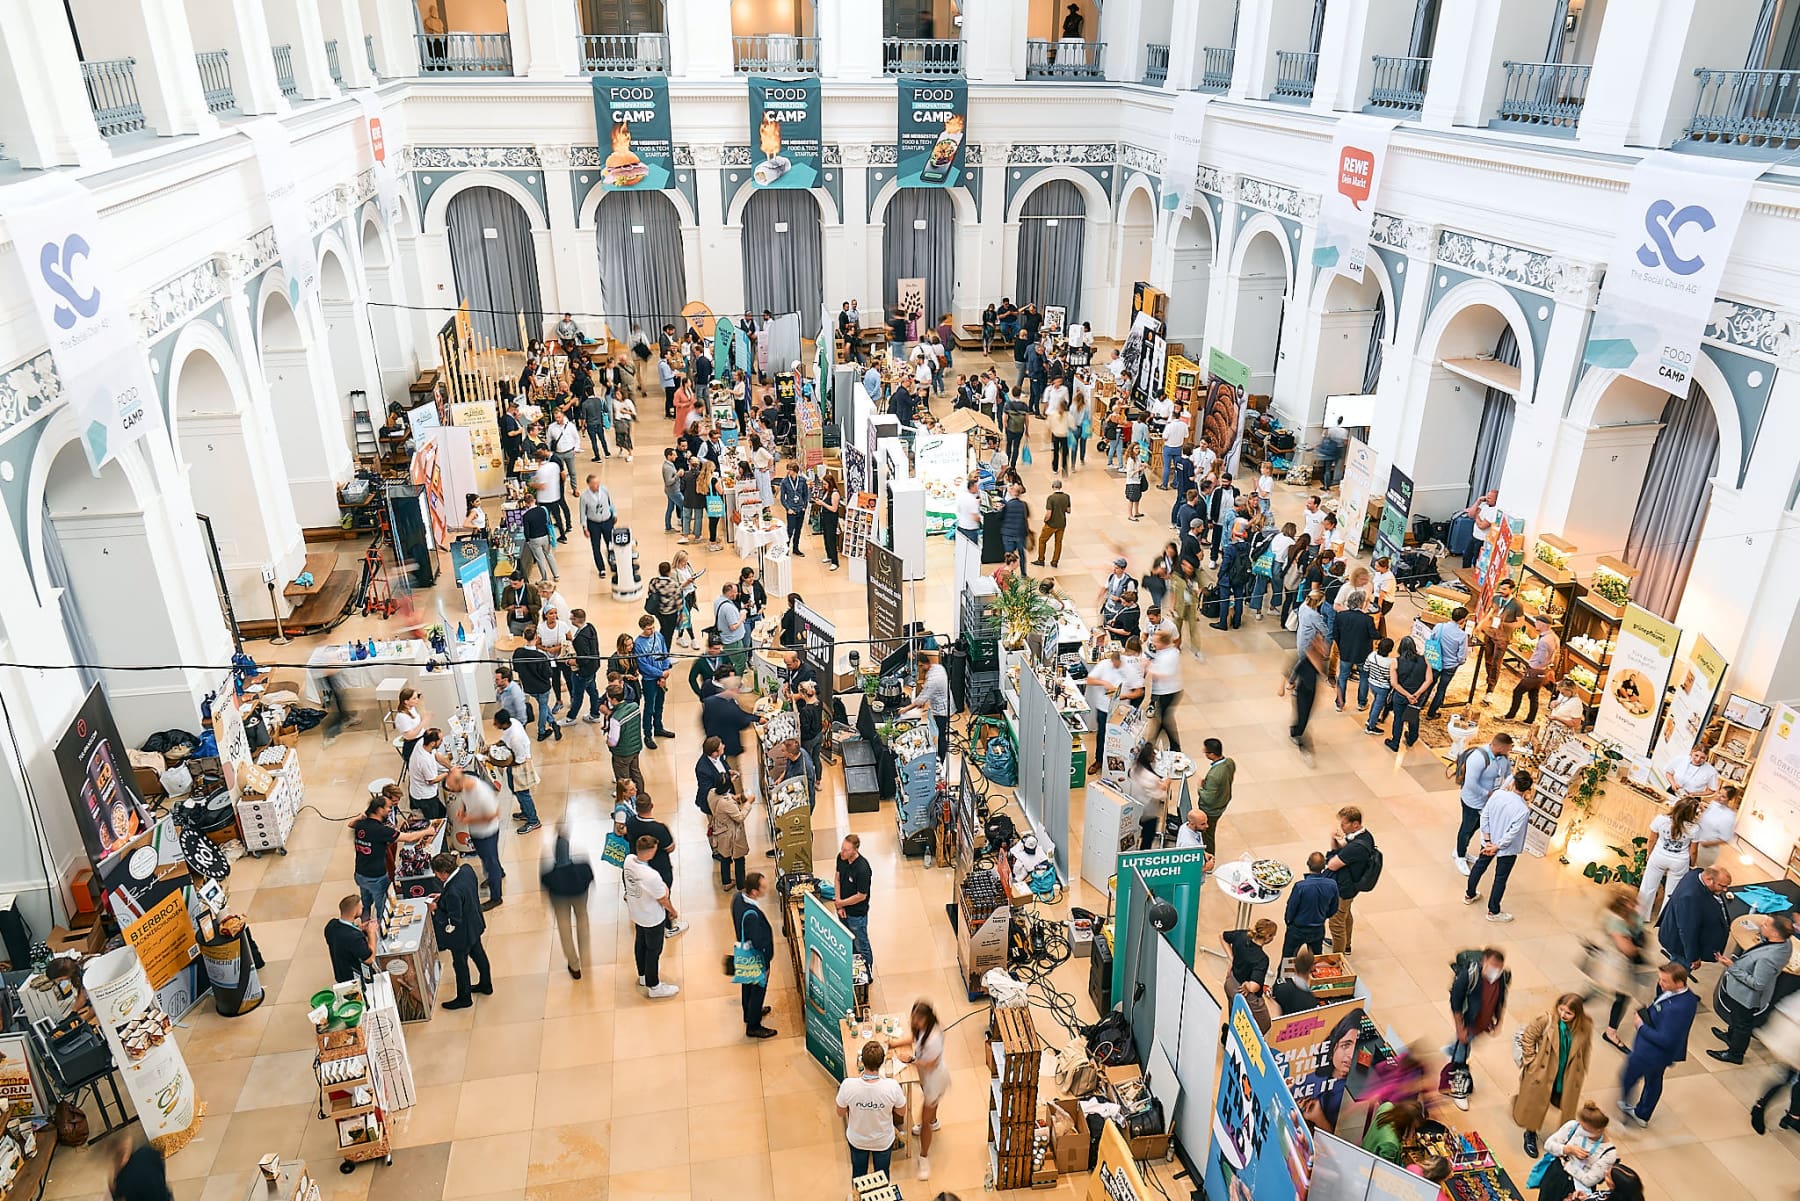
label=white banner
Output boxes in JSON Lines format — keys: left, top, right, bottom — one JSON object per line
{"left": 1162, "top": 93, "right": 1211, "bottom": 220}
{"left": 85, "top": 946, "right": 202, "bottom": 1148}
{"left": 243, "top": 120, "right": 320, "bottom": 312}
{"left": 1312, "top": 116, "right": 1395, "bottom": 283}
{"left": 1648, "top": 633, "right": 1729, "bottom": 779}
{"left": 0, "top": 176, "right": 158, "bottom": 469}
{"left": 1591, "top": 602, "right": 1679, "bottom": 758}
{"left": 1336, "top": 437, "right": 1378, "bottom": 555}
{"left": 354, "top": 92, "right": 405, "bottom": 231}
{"left": 1742, "top": 705, "right": 1800, "bottom": 862}
{"left": 1584, "top": 152, "right": 1763, "bottom": 391}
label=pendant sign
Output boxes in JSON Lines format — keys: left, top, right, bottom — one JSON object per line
{"left": 896, "top": 77, "right": 967, "bottom": 188}
{"left": 748, "top": 76, "right": 822, "bottom": 189}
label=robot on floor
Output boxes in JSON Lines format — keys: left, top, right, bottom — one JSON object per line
{"left": 609, "top": 526, "right": 644, "bottom": 602}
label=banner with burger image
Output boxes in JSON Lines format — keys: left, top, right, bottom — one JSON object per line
{"left": 748, "top": 76, "right": 822, "bottom": 190}
{"left": 591, "top": 75, "right": 674, "bottom": 191}
{"left": 896, "top": 76, "right": 967, "bottom": 188}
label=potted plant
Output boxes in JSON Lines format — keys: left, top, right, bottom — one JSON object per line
{"left": 1559, "top": 739, "right": 1622, "bottom": 866}
{"left": 994, "top": 572, "right": 1059, "bottom": 650}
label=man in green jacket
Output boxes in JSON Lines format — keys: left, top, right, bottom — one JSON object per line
{"left": 1193, "top": 737, "right": 1236, "bottom": 855}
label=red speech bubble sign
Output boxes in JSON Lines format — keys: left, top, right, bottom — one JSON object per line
{"left": 1337, "top": 146, "right": 1375, "bottom": 209}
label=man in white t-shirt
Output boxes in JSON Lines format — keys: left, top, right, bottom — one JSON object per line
{"left": 1462, "top": 489, "right": 1500, "bottom": 568}
{"left": 1302, "top": 495, "right": 1327, "bottom": 543}
{"left": 836, "top": 1041, "right": 907, "bottom": 1184}
{"left": 407, "top": 730, "right": 451, "bottom": 820}
{"left": 1162, "top": 415, "right": 1190, "bottom": 489}
{"left": 532, "top": 450, "right": 569, "bottom": 537}
{"left": 445, "top": 766, "right": 506, "bottom": 907}
{"left": 1085, "top": 646, "right": 1125, "bottom": 777}
{"left": 1144, "top": 630, "right": 1185, "bottom": 752}
{"left": 1190, "top": 442, "right": 1217, "bottom": 482}
{"left": 624, "top": 835, "right": 681, "bottom": 998}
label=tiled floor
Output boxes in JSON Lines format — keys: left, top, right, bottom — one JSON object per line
{"left": 43, "top": 352, "right": 1800, "bottom": 1201}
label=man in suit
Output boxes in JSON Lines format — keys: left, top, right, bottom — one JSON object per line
{"left": 429, "top": 852, "right": 491, "bottom": 1010}
{"left": 695, "top": 737, "right": 732, "bottom": 818}
{"left": 1658, "top": 865, "right": 1733, "bottom": 970}
{"left": 1618, "top": 961, "right": 1699, "bottom": 1127}
{"left": 1710, "top": 912, "right": 1797, "bottom": 1063}
{"left": 733, "top": 873, "right": 778, "bottom": 1039}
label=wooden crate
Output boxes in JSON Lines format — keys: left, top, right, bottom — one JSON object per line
{"left": 988, "top": 1005, "right": 1041, "bottom": 1190}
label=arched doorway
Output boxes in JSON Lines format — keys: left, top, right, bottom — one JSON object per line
{"left": 445, "top": 185, "right": 544, "bottom": 349}
{"left": 319, "top": 249, "right": 371, "bottom": 452}
{"left": 261, "top": 288, "right": 345, "bottom": 526}
{"left": 595, "top": 189, "right": 688, "bottom": 335}
{"left": 362, "top": 218, "right": 412, "bottom": 404}
{"left": 1411, "top": 300, "right": 1528, "bottom": 519}
{"left": 1168, "top": 210, "right": 1213, "bottom": 355}
{"left": 1311, "top": 270, "right": 1386, "bottom": 425}
{"left": 1116, "top": 187, "right": 1155, "bottom": 333}
{"left": 1231, "top": 228, "right": 1288, "bottom": 399}
{"left": 1016, "top": 179, "right": 1087, "bottom": 319}
{"left": 881, "top": 188, "right": 955, "bottom": 321}
{"left": 740, "top": 189, "right": 823, "bottom": 324}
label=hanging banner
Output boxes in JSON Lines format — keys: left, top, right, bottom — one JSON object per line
{"left": 1649, "top": 633, "right": 1728, "bottom": 777}
{"left": 896, "top": 77, "right": 967, "bottom": 188}
{"left": 1592, "top": 602, "right": 1679, "bottom": 756}
{"left": 242, "top": 120, "right": 321, "bottom": 311}
{"left": 801, "top": 892, "right": 855, "bottom": 1079}
{"left": 791, "top": 599, "right": 836, "bottom": 702}
{"left": 915, "top": 430, "right": 966, "bottom": 533}
{"left": 1201, "top": 347, "right": 1251, "bottom": 474}
{"left": 1111, "top": 846, "right": 1209, "bottom": 1005}
{"left": 352, "top": 92, "right": 404, "bottom": 229}
{"left": 55, "top": 685, "right": 152, "bottom": 879}
{"left": 1583, "top": 151, "right": 1763, "bottom": 391}
{"left": 591, "top": 75, "right": 675, "bottom": 192}
{"left": 1336, "top": 439, "right": 1377, "bottom": 556}
{"left": 1162, "top": 92, "right": 1212, "bottom": 219}
{"left": 1313, "top": 116, "right": 1395, "bottom": 283}
{"left": 85, "top": 947, "right": 202, "bottom": 1150}
{"left": 748, "top": 76, "right": 822, "bottom": 190}
{"left": 1208, "top": 996, "right": 1314, "bottom": 1201}
{"left": 0, "top": 175, "right": 158, "bottom": 470}
{"left": 1374, "top": 467, "right": 1413, "bottom": 563}
{"left": 1742, "top": 704, "right": 1800, "bottom": 862}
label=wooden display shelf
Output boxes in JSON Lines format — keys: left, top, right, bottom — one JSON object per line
{"left": 284, "top": 551, "right": 339, "bottom": 598}
{"left": 1524, "top": 534, "right": 1579, "bottom": 585}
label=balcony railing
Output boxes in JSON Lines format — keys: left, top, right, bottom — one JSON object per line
{"left": 578, "top": 33, "right": 670, "bottom": 73}
{"left": 195, "top": 50, "right": 237, "bottom": 115}
{"left": 366, "top": 34, "right": 376, "bottom": 76}
{"left": 1142, "top": 43, "right": 1170, "bottom": 86}
{"left": 417, "top": 32, "right": 514, "bottom": 75}
{"left": 325, "top": 39, "right": 343, "bottom": 85}
{"left": 882, "top": 38, "right": 962, "bottom": 76}
{"left": 1274, "top": 50, "right": 1318, "bottom": 100}
{"left": 1494, "top": 61, "right": 1590, "bottom": 133}
{"left": 1198, "top": 46, "right": 1234, "bottom": 93}
{"left": 731, "top": 34, "right": 820, "bottom": 74}
{"left": 272, "top": 43, "right": 299, "bottom": 97}
{"left": 1024, "top": 39, "right": 1105, "bottom": 80}
{"left": 1368, "top": 54, "right": 1430, "bottom": 114}
{"left": 1687, "top": 67, "right": 1800, "bottom": 151}
{"left": 81, "top": 58, "right": 146, "bottom": 138}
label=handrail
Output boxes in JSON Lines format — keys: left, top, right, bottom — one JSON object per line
{"left": 1198, "top": 46, "right": 1234, "bottom": 93}
{"left": 882, "top": 38, "right": 962, "bottom": 77}
{"left": 1143, "top": 43, "right": 1170, "bottom": 86}
{"left": 81, "top": 57, "right": 146, "bottom": 137}
{"left": 1687, "top": 66, "right": 1800, "bottom": 150}
{"left": 1495, "top": 60, "right": 1591, "bottom": 131}
{"left": 1274, "top": 50, "right": 1318, "bottom": 100}
{"left": 1024, "top": 39, "right": 1106, "bottom": 80}
{"left": 272, "top": 44, "right": 300, "bottom": 98}
{"left": 195, "top": 50, "right": 237, "bottom": 116}
{"left": 417, "top": 32, "right": 514, "bottom": 76}
{"left": 732, "top": 34, "right": 821, "bottom": 75}
{"left": 1368, "top": 54, "right": 1430, "bottom": 114}
{"left": 578, "top": 33, "right": 670, "bottom": 74}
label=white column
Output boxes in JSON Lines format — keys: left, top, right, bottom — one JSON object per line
{"left": 1099, "top": 0, "right": 1146, "bottom": 82}
{"left": 841, "top": 145, "right": 875, "bottom": 313}
{"left": 0, "top": 0, "right": 110, "bottom": 167}
{"left": 505, "top": 0, "right": 581, "bottom": 79}
{"left": 1579, "top": 0, "right": 1746, "bottom": 150}
{"left": 1420, "top": 0, "right": 1560, "bottom": 130}
{"left": 1165, "top": 0, "right": 1201, "bottom": 89}
{"left": 1234, "top": 0, "right": 1317, "bottom": 100}
{"left": 317, "top": 0, "right": 377, "bottom": 87}
{"left": 1489, "top": 282, "right": 1594, "bottom": 530}
{"left": 669, "top": 0, "right": 733, "bottom": 78}
{"left": 963, "top": 0, "right": 1027, "bottom": 83}
{"left": 262, "top": 0, "right": 340, "bottom": 99}
{"left": 185, "top": 0, "right": 288, "bottom": 115}
{"left": 974, "top": 144, "right": 1010, "bottom": 314}
{"left": 820, "top": 0, "right": 881, "bottom": 82}
{"left": 1364, "top": 221, "right": 1437, "bottom": 486}
{"left": 68, "top": 0, "right": 218, "bottom": 138}
{"left": 365, "top": 0, "right": 420, "bottom": 78}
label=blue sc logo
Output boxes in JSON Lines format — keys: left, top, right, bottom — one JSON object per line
{"left": 39, "top": 235, "right": 101, "bottom": 329}
{"left": 1635, "top": 199, "right": 1714, "bottom": 277}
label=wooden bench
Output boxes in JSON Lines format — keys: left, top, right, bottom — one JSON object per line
{"left": 283, "top": 550, "right": 341, "bottom": 598}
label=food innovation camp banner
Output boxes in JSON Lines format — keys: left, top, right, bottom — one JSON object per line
{"left": 748, "top": 77, "right": 822, "bottom": 189}
{"left": 895, "top": 77, "right": 967, "bottom": 188}
{"left": 591, "top": 75, "right": 675, "bottom": 192}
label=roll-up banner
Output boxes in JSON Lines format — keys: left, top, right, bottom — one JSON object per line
{"left": 1208, "top": 996, "right": 1314, "bottom": 1201}
{"left": 801, "top": 892, "right": 855, "bottom": 1079}
{"left": 896, "top": 77, "right": 966, "bottom": 188}
{"left": 749, "top": 76, "right": 822, "bottom": 190}
{"left": 1313, "top": 116, "right": 1395, "bottom": 283}
{"left": 1591, "top": 602, "right": 1679, "bottom": 757}
{"left": 1201, "top": 347, "right": 1251, "bottom": 475}
{"left": 1649, "top": 633, "right": 1728, "bottom": 777}
{"left": 1162, "top": 92, "right": 1211, "bottom": 219}
{"left": 85, "top": 946, "right": 203, "bottom": 1151}
{"left": 1374, "top": 467, "right": 1413, "bottom": 564}
{"left": 55, "top": 684, "right": 152, "bottom": 881}
{"left": 1583, "top": 151, "right": 1763, "bottom": 392}
{"left": 592, "top": 75, "right": 675, "bottom": 192}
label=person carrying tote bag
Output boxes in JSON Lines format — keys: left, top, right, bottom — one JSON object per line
{"left": 1528, "top": 1103, "right": 1617, "bottom": 1201}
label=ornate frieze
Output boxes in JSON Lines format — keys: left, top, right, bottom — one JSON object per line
{"left": 1706, "top": 300, "right": 1798, "bottom": 359}
{"left": 1119, "top": 143, "right": 1164, "bottom": 176}
{"left": 720, "top": 145, "right": 752, "bottom": 167}
{"left": 409, "top": 146, "right": 543, "bottom": 169}
{"left": 0, "top": 353, "right": 60, "bottom": 435}
{"left": 1008, "top": 143, "right": 1115, "bottom": 165}
{"left": 134, "top": 261, "right": 223, "bottom": 342}
{"left": 866, "top": 145, "right": 897, "bottom": 166}
{"left": 1436, "top": 230, "right": 1576, "bottom": 294}
{"left": 1236, "top": 177, "right": 1308, "bottom": 221}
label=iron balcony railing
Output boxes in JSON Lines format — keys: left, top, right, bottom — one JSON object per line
{"left": 1143, "top": 43, "right": 1170, "bottom": 86}
{"left": 1274, "top": 50, "right": 1318, "bottom": 100}
{"left": 195, "top": 49, "right": 237, "bottom": 115}
{"left": 272, "top": 43, "right": 300, "bottom": 97}
{"left": 1369, "top": 54, "right": 1430, "bottom": 114}
{"left": 417, "top": 32, "right": 514, "bottom": 75}
{"left": 1687, "top": 67, "right": 1800, "bottom": 151}
{"left": 1024, "top": 39, "right": 1105, "bottom": 80}
{"left": 325, "top": 39, "right": 343, "bottom": 85}
{"left": 81, "top": 57, "right": 146, "bottom": 137}
{"left": 882, "top": 38, "right": 962, "bottom": 76}
{"left": 731, "top": 34, "right": 820, "bottom": 74}
{"left": 1198, "top": 46, "right": 1234, "bottom": 92}
{"left": 1495, "top": 61, "right": 1590, "bottom": 132}
{"left": 578, "top": 33, "right": 670, "bottom": 73}
{"left": 366, "top": 34, "right": 376, "bottom": 75}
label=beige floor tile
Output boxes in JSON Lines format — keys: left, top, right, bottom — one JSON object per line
{"left": 443, "top": 1132, "right": 533, "bottom": 1199}
{"left": 454, "top": 1072, "right": 539, "bottom": 1139}
{"left": 605, "top": 1110, "right": 691, "bottom": 1175}
{"left": 388, "top": 1082, "right": 463, "bottom": 1149}
{"left": 465, "top": 1020, "right": 547, "bottom": 1080}
{"left": 524, "top": 1177, "right": 608, "bottom": 1201}
{"left": 534, "top": 1065, "right": 613, "bottom": 1125}
{"left": 683, "top": 1100, "right": 769, "bottom": 1163}
{"left": 525, "top": 1120, "right": 610, "bottom": 1184}
{"left": 605, "top": 1167, "right": 689, "bottom": 1201}
{"left": 688, "top": 1152, "right": 774, "bottom": 1201}
{"left": 537, "top": 1012, "right": 615, "bottom": 1069}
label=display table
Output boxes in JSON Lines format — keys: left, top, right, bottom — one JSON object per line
{"left": 3, "top": 1129, "right": 56, "bottom": 1201}
{"left": 372, "top": 899, "right": 439, "bottom": 1022}
{"left": 838, "top": 1016, "right": 921, "bottom": 1161}
{"left": 1210, "top": 858, "right": 1292, "bottom": 931}
{"left": 303, "top": 637, "right": 496, "bottom": 713}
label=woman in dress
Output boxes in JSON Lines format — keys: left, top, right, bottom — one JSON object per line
{"left": 1124, "top": 443, "right": 1147, "bottom": 521}
{"left": 817, "top": 475, "right": 845, "bottom": 570}
{"left": 893, "top": 1000, "right": 952, "bottom": 1182}
{"left": 749, "top": 432, "right": 775, "bottom": 510}
{"left": 1512, "top": 994, "right": 1594, "bottom": 1157}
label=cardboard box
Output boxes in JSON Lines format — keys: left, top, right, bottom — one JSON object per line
{"left": 1047, "top": 1098, "right": 1090, "bottom": 1174}
{"left": 273, "top": 727, "right": 300, "bottom": 748}
{"left": 1283, "top": 952, "right": 1358, "bottom": 999}
{"left": 1102, "top": 1065, "right": 1172, "bottom": 1161}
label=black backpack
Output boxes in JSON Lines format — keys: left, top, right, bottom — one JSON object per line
{"left": 1084, "top": 1010, "right": 1138, "bottom": 1066}
{"left": 1359, "top": 840, "right": 1384, "bottom": 892}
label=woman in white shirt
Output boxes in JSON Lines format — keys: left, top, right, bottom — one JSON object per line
{"left": 1128, "top": 744, "right": 1172, "bottom": 850}
{"left": 892, "top": 1001, "right": 951, "bottom": 1180}
{"left": 393, "top": 686, "right": 428, "bottom": 772}
{"left": 1694, "top": 785, "right": 1740, "bottom": 868}
{"left": 463, "top": 493, "right": 488, "bottom": 535}
{"left": 537, "top": 610, "right": 575, "bottom": 710}
{"left": 1368, "top": 556, "right": 1398, "bottom": 639}
{"left": 1637, "top": 796, "right": 1702, "bottom": 919}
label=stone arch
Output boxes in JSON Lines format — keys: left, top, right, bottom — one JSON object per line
{"left": 1166, "top": 203, "right": 1217, "bottom": 354}
{"left": 868, "top": 176, "right": 979, "bottom": 228}
{"left": 725, "top": 181, "right": 840, "bottom": 228}
{"left": 422, "top": 169, "right": 550, "bottom": 234}
{"left": 1566, "top": 357, "right": 1742, "bottom": 490}
{"left": 1228, "top": 211, "right": 1296, "bottom": 293}
{"left": 1227, "top": 219, "right": 1293, "bottom": 397}
{"left": 258, "top": 286, "right": 348, "bottom": 525}
{"left": 1115, "top": 176, "right": 1158, "bottom": 331}
{"left": 1003, "top": 165, "right": 1111, "bottom": 225}
{"left": 1413, "top": 278, "right": 1538, "bottom": 406}
{"left": 578, "top": 180, "right": 699, "bottom": 230}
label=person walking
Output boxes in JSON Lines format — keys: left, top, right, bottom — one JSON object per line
{"left": 580, "top": 384, "right": 610, "bottom": 461}
{"left": 1463, "top": 769, "right": 1531, "bottom": 922}
{"left": 1283, "top": 852, "right": 1340, "bottom": 958}
{"left": 1446, "top": 948, "right": 1512, "bottom": 1109}
{"left": 566, "top": 609, "right": 602, "bottom": 723}
{"left": 1382, "top": 636, "right": 1434, "bottom": 751}
{"left": 624, "top": 834, "right": 681, "bottom": 998}
{"left": 521, "top": 496, "right": 558, "bottom": 584}
{"left": 1512, "top": 994, "right": 1594, "bottom": 1156}
{"left": 602, "top": 681, "right": 649, "bottom": 799}
{"left": 836, "top": 835, "right": 875, "bottom": 969}
{"left": 1324, "top": 806, "right": 1378, "bottom": 955}
{"left": 1617, "top": 961, "right": 1698, "bottom": 1127}
{"left": 1455, "top": 733, "right": 1513, "bottom": 874}
{"left": 1034, "top": 479, "right": 1072, "bottom": 568}
{"left": 892, "top": 1001, "right": 951, "bottom": 1181}
{"left": 1423, "top": 607, "right": 1471, "bottom": 719}
{"left": 1748, "top": 990, "right": 1800, "bottom": 1135}
{"left": 1143, "top": 630, "right": 1185, "bottom": 752}
{"left": 1636, "top": 796, "right": 1701, "bottom": 920}
{"left": 1192, "top": 738, "right": 1235, "bottom": 853}
{"left": 429, "top": 851, "right": 491, "bottom": 1010}
{"left": 836, "top": 1041, "right": 907, "bottom": 1184}
{"left": 511, "top": 628, "right": 562, "bottom": 742}
{"left": 1588, "top": 886, "right": 1648, "bottom": 1054}
{"left": 999, "top": 483, "right": 1030, "bottom": 578}
{"left": 1212, "top": 519, "right": 1253, "bottom": 630}
{"left": 779, "top": 462, "right": 810, "bottom": 557}
{"left": 445, "top": 765, "right": 507, "bottom": 907}
{"left": 733, "top": 872, "right": 778, "bottom": 1039}
{"left": 1282, "top": 589, "right": 1329, "bottom": 748}
{"left": 1709, "top": 912, "right": 1797, "bottom": 1064}
{"left": 1535, "top": 1104, "right": 1619, "bottom": 1201}
{"left": 709, "top": 787, "right": 752, "bottom": 892}
{"left": 491, "top": 709, "right": 542, "bottom": 833}
{"left": 540, "top": 823, "right": 594, "bottom": 979}
{"left": 579, "top": 475, "right": 616, "bottom": 581}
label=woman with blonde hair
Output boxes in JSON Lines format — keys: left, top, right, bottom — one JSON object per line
{"left": 1513, "top": 994, "right": 1594, "bottom": 1157}
{"left": 672, "top": 549, "right": 702, "bottom": 646}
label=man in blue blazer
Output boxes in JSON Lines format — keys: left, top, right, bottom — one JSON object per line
{"left": 1618, "top": 961, "right": 1699, "bottom": 1127}
{"left": 732, "top": 873, "right": 778, "bottom": 1040}
{"left": 1657, "top": 865, "right": 1732, "bottom": 970}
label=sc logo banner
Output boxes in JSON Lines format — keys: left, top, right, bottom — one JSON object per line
{"left": 40, "top": 234, "right": 102, "bottom": 329}
{"left": 1635, "top": 199, "right": 1714, "bottom": 277}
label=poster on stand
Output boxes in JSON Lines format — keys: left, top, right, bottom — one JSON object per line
{"left": 1742, "top": 704, "right": 1800, "bottom": 862}
{"left": 1592, "top": 603, "right": 1679, "bottom": 756}
{"left": 1650, "top": 634, "right": 1728, "bottom": 776}
{"left": 866, "top": 543, "right": 906, "bottom": 663}
{"left": 1373, "top": 467, "right": 1413, "bottom": 563}
{"left": 449, "top": 400, "right": 505, "bottom": 495}
{"left": 1089, "top": 1123, "right": 1152, "bottom": 1200}
{"left": 55, "top": 685, "right": 151, "bottom": 879}
{"left": 591, "top": 75, "right": 675, "bottom": 192}
{"left": 801, "top": 892, "right": 855, "bottom": 1078}
{"left": 1207, "top": 996, "right": 1313, "bottom": 1201}
{"left": 914, "top": 430, "right": 966, "bottom": 532}
{"left": 1111, "top": 846, "right": 1209, "bottom": 1004}
{"left": 895, "top": 736, "right": 938, "bottom": 837}
{"left": 1162, "top": 92, "right": 1211, "bottom": 219}
{"left": 896, "top": 77, "right": 966, "bottom": 188}
{"left": 122, "top": 890, "right": 199, "bottom": 991}
{"left": 84, "top": 947, "right": 202, "bottom": 1150}
{"left": 748, "top": 76, "right": 822, "bottom": 190}
{"left": 1264, "top": 999, "right": 1371, "bottom": 1137}
{"left": 896, "top": 278, "right": 927, "bottom": 323}
{"left": 1336, "top": 439, "right": 1377, "bottom": 553}
{"left": 1313, "top": 117, "right": 1395, "bottom": 283}
{"left": 453, "top": 537, "right": 496, "bottom": 634}
{"left": 791, "top": 599, "right": 837, "bottom": 703}
{"left": 1202, "top": 348, "right": 1251, "bottom": 474}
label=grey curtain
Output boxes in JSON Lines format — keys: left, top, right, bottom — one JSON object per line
{"left": 595, "top": 189, "right": 687, "bottom": 335}
{"left": 1748, "top": 0, "right": 1780, "bottom": 67}
{"left": 1624, "top": 382, "right": 1720, "bottom": 619}
{"left": 1408, "top": 0, "right": 1441, "bottom": 57}
{"left": 445, "top": 186, "right": 543, "bottom": 350}
{"left": 1544, "top": 0, "right": 1570, "bottom": 61}
{"left": 1465, "top": 326, "right": 1519, "bottom": 505}
{"left": 1016, "top": 180, "right": 1087, "bottom": 320}
{"left": 1310, "top": 0, "right": 1328, "bottom": 53}
{"left": 741, "top": 189, "right": 823, "bottom": 327}
{"left": 41, "top": 503, "right": 100, "bottom": 691}
{"left": 1360, "top": 290, "right": 1386, "bottom": 394}
{"left": 882, "top": 189, "right": 955, "bottom": 320}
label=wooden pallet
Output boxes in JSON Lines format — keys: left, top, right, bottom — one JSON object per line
{"left": 987, "top": 1004, "right": 1040, "bottom": 1191}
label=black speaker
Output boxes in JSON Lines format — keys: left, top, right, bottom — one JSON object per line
{"left": 384, "top": 482, "right": 436, "bottom": 586}
{"left": 1089, "top": 933, "right": 1113, "bottom": 1016}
